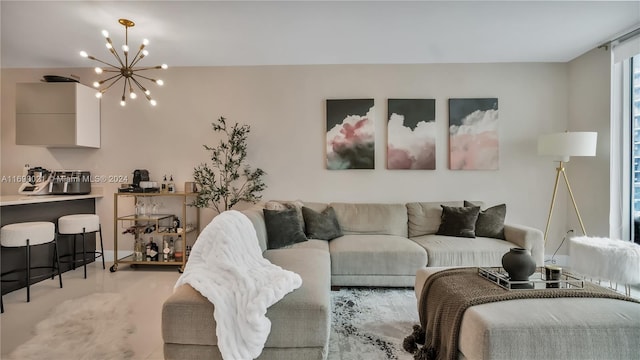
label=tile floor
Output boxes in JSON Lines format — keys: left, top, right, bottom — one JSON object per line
{"left": 0, "top": 262, "right": 181, "bottom": 359}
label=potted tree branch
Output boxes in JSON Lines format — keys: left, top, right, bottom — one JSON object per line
{"left": 192, "top": 116, "right": 266, "bottom": 213}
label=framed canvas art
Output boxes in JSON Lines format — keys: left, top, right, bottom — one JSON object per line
{"left": 326, "top": 99, "right": 375, "bottom": 170}
{"left": 387, "top": 99, "right": 436, "bottom": 170}
{"left": 448, "top": 98, "right": 499, "bottom": 170}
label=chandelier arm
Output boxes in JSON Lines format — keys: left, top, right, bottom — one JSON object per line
{"left": 131, "top": 65, "right": 164, "bottom": 71}
{"left": 88, "top": 56, "right": 121, "bottom": 70}
{"left": 108, "top": 48, "right": 126, "bottom": 68}
{"left": 98, "top": 73, "right": 123, "bottom": 86}
{"left": 131, "top": 77, "right": 150, "bottom": 95}
{"left": 121, "top": 79, "right": 127, "bottom": 102}
{"left": 129, "top": 48, "right": 145, "bottom": 67}
{"left": 133, "top": 74, "right": 159, "bottom": 83}
{"left": 101, "top": 75, "right": 125, "bottom": 93}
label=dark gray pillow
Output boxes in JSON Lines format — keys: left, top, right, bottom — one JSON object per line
{"left": 263, "top": 208, "right": 308, "bottom": 249}
{"left": 302, "top": 206, "right": 343, "bottom": 240}
{"left": 436, "top": 205, "right": 480, "bottom": 238}
{"left": 464, "top": 201, "right": 506, "bottom": 240}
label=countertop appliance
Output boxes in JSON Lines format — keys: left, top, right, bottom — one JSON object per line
{"left": 49, "top": 170, "right": 91, "bottom": 195}
{"left": 18, "top": 167, "right": 51, "bottom": 195}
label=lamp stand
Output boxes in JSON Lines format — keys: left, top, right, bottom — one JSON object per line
{"left": 543, "top": 161, "right": 587, "bottom": 245}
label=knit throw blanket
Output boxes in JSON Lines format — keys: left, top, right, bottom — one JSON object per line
{"left": 404, "top": 268, "right": 639, "bottom": 360}
{"left": 175, "top": 210, "right": 303, "bottom": 360}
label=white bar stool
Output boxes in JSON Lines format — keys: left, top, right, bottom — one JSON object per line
{"left": 0, "top": 221, "right": 63, "bottom": 309}
{"left": 58, "top": 214, "right": 105, "bottom": 279}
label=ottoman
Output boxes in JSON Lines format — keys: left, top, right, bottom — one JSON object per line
{"left": 415, "top": 267, "right": 640, "bottom": 360}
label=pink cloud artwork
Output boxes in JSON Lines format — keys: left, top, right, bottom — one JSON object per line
{"left": 326, "top": 107, "right": 375, "bottom": 169}
{"left": 449, "top": 107, "right": 499, "bottom": 170}
{"left": 387, "top": 113, "right": 436, "bottom": 169}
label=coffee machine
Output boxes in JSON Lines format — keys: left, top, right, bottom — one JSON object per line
{"left": 18, "top": 166, "right": 52, "bottom": 195}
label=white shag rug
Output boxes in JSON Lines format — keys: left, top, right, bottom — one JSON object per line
{"left": 328, "top": 288, "right": 418, "bottom": 360}
{"left": 7, "top": 293, "right": 135, "bottom": 360}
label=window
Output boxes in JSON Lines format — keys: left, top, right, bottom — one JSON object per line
{"left": 631, "top": 55, "right": 640, "bottom": 243}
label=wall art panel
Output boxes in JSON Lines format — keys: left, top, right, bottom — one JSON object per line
{"left": 387, "top": 98, "right": 436, "bottom": 170}
{"left": 448, "top": 98, "right": 499, "bottom": 170}
{"left": 326, "top": 99, "right": 375, "bottom": 170}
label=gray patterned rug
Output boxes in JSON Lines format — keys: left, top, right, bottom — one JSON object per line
{"left": 328, "top": 288, "right": 417, "bottom": 360}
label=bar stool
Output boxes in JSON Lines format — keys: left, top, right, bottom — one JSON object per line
{"left": 0, "top": 221, "right": 63, "bottom": 306}
{"left": 57, "top": 214, "right": 105, "bottom": 279}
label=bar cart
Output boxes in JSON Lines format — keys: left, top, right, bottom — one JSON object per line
{"left": 111, "top": 192, "right": 200, "bottom": 272}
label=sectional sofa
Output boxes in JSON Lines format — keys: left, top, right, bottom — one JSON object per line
{"left": 162, "top": 201, "right": 544, "bottom": 360}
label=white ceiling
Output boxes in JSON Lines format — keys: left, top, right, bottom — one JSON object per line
{"left": 1, "top": 1, "right": 639, "bottom": 69}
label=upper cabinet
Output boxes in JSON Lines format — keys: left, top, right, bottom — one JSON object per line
{"left": 16, "top": 82, "right": 100, "bottom": 148}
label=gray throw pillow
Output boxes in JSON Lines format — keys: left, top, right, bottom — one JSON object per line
{"left": 436, "top": 205, "right": 481, "bottom": 238}
{"left": 263, "top": 208, "right": 308, "bottom": 249}
{"left": 464, "top": 201, "right": 506, "bottom": 240}
{"left": 302, "top": 206, "right": 343, "bottom": 240}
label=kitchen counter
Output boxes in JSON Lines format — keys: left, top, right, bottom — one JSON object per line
{"left": 0, "top": 187, "right": 103, "bottom": 206}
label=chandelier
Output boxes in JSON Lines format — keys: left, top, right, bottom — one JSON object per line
{"left": 80, "top": 18, "right": 167, "bottom": 107}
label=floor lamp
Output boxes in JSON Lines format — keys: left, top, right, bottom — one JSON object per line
{"left": 537, "top": 131, "right": 598, "bottom": 245}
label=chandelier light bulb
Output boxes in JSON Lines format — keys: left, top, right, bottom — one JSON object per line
{"left": 95, "top": 92, "right": 102, "bottom": 98}
{"left": 93, "top": 81, "right": 100, "bottom": 88}
{"left": 142, "top": 49, "right": 149, "bottom": 57}
{"left": 102, "top": 30, "right": 109, "bottom": 38}
{"left": 150, "top": 99, "right": 157, "bottom": 106}
{"left": 80, "top": 51, "right": 88, "bottom": 58}
{"left": 156, "top": 79, "right": 164, "bottom": 86}
{"left": 120, "top": 100, "right": 126, "bottom": 107}
{"left": 106, "top": 43, "right": 113, "bottom": 49}
{"left": 94, "top": 67, "right": 103, "bottom": 74}
{"left": 130, "top": 92, "right": 137, "bottom": 99}
{"left": 145, "top": 90, "right": 151, "bottom": 96}
{"left": 161, "top": 64, "right": 168, "bottom": 69}
{"left": 122, "top": 44, "right": 129, "bottom": 53}
{"left": 143, "top": 39, "right": 149, "bottom": 46}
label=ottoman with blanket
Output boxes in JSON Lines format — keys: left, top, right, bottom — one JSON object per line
{"left": 409, "top": 267, "right": 640, "bottom": 360}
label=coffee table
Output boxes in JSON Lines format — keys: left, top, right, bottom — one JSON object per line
{"left": 415, "top": 267, "right": 640, "bottom": 360}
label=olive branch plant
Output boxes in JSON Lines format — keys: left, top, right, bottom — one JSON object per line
{"left": 192, "top": 116, "right": 266, "bottom": 213}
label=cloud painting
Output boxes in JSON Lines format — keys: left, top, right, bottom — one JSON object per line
{"left": 326, "top": 99, "right": 375, "bottom": 169}
{"left": 387, "top": 99, "right": 436, "bottom": 170}
{"left": 448, "top": 98, "right": 499, "bottom": 170}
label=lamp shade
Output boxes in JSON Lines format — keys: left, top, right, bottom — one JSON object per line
{"left": 538, "top": 132, "right": 597, "bottom": 162}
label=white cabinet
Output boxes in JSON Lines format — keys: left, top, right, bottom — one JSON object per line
{"left": 16, "top": 82, "right": 100, "bottom": 148}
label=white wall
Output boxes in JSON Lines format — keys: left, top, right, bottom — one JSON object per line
{"left": 1, "top": 63, "right": 570, "bottom": 253}
{"left": 566, "top": 48, "right": 612, "bottom": 247}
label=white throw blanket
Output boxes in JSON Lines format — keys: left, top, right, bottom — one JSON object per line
{"left": 175, "top": 210, "right": 303, "bottom": 360}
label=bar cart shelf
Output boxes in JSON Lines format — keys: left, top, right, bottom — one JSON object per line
{"left": 111, "top": 192, "right": 200, "bottom": 273}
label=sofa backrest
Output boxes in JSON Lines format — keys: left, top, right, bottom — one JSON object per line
{"left": 330, "top": 202, "right": 408, "bottom": 237}
{"left": 406, "top": 201, "right": 485, "bottom": 238}
{"left": 241, "top": 207, "right": 269, "bottom": 252}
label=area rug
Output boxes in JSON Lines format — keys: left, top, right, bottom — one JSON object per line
{"left": 6, "top": 293, "right": 135, "bottom": 360}
{"left": 328, "top": 288, "right": 417, "bottom": 360}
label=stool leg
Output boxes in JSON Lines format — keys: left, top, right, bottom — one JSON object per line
{"left": 82, "top": 228, "right": 87, "bottom": 279}
{"left": 72, "top": 234, "right": 77, "bottom": 270}
{"left": 54, "top": 235, "right": 63, "bottom": 289}
{"left": 99, "top": 224, "right": 105, "bottom": 270}
{"left": 26, "top": 239, "right": 30, "bottom": 303}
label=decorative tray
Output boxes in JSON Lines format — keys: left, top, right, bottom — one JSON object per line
{"left": 478, "top": 267, "right": 584, "bottom": 290}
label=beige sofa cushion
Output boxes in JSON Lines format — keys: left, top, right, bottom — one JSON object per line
{"left": 330, "top": 202, "right": 408, "bottom": 237}
{"left": 406, "top": 201, "right": 484, "bottom": 238}
{"left": 411, "top": 234, "right": 512, "bottom": 267}
{"left": 329, "top": 234, "right": 427, "bottom": 276}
